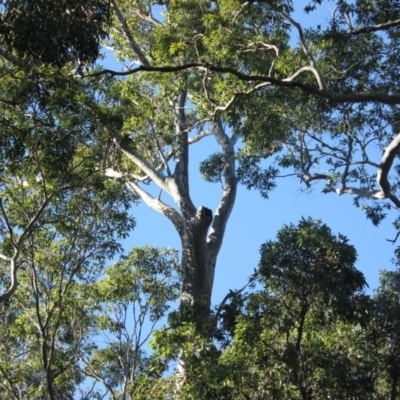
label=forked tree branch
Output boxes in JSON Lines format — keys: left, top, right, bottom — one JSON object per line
{"left": 125, "top": 180, "right": 184, "bottom": 235}
{"left": 106, "top": 167, "right": 184, "bottom": 234}
{"left": 113, "top": 139, "right": 180, "bottom": 200}
{"left": 271, "top": 6, "right": 327, "bottom": 91}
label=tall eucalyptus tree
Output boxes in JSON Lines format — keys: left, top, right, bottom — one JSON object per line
{"left": 96, "top": 0, "right": 290, "bottom": 320}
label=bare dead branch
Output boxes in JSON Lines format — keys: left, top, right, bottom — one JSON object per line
{"left": 386, "top": 230, "right": 400, "bottom": 244}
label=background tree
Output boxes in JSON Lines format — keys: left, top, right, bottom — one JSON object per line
{"left": 366, "top": 267, "right": 400, "bottom": 400}
{"left": 0, "top": 63, "right": 117, "bottom": 302}
{"left": 0, "top": 174, "right": 133, "bottom": 399}
{"left": 0, "top": 49, "right": 135, "bottom": 398}
{"left": 79, "top": 246, "right": 180, "bottom": 399}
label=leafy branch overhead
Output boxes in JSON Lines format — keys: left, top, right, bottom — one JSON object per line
{"left": 83, "top": 0, "right": 400, "bottom": 231}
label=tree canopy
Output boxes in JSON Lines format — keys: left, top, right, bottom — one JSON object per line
{"left": 1, "top": 0, "right": 400, "bottom": 398}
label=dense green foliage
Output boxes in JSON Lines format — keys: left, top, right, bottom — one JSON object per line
{"left": 217, "top": 220, "right": 370, "bottom": 400}
{"left": 0, "top": 0, "right": 110, "bottom": 66}
{"left": 151, "top": 219, "right": 400, "bottom": 400}
{"left": 1, "top": 0, "right": 400, "bottom": 398}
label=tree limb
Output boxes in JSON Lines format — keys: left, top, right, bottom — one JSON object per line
{"left": 110, "top": 0, "right": 150, "bottom": 66}
{"left": 188, "top": 129, "right": 213, "bottom": 144}
{"left": 299, "top": 172, "right": 395, "bottom": 202}
{"left": 214, "top": 281, "right": 250, "bottom": 325}
{"left": 0, "top": 192, "right": 55, "bottom": 303}
{"left": 0, "top": 259, "right": 18, "bottom": 302}
{"left": 125, "top": 180, "right": 184, "bottom": 236}
{"left": 87, "top": 63, "right": 400, "bottom": 105}
{"left": 349, "top": 18, "right": 400, "bottom": 35}
{"left": 0, "top": 365, "right": 20, "bottom": 400}
{"left": 0, "top": 199, "right": 15, "bottom": 246}
{"left": 133, "top": 7, "right": 161, "bottom": 26}
{"left": 377, "top": 133, "right": 400, "bottom": 207}
{"left": 105, "top": 167, "right": 184, "bottom": 230}
{"left": 273, "top": 7, "right": 327, "bottom": 91}
{"left": 283, "top": 66, "right": 326, "bottom": 91}
{"left": 0, "top": 49, "right": 18, "bottom": 64}
{"left": 206, "top": 121, "right": 238, "bottom": 288}
{"left": 113, "top": 140, "right": 178, "bottom": 199}
{"left": 172, "top": 92, "right": 197, "bottom": 218}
